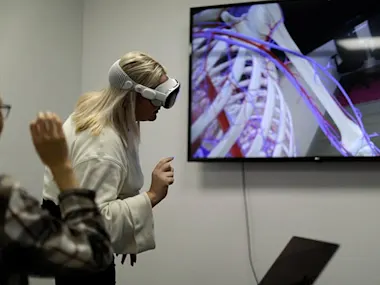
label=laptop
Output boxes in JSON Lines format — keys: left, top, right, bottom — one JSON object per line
{"left": 259, "top": 236, "right": 339, "bottom": 285}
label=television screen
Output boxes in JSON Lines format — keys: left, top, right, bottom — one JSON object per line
{"left": 188, "top": 0, "right": 380, "bottom": 161}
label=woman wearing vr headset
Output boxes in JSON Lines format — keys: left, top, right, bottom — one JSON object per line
{"left": 41, "top": 51, "right": 180, "bottom": 285}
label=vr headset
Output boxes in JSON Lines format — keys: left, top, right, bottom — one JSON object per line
{"left": 108, "top": 59, "right": 180, "bottom": 109}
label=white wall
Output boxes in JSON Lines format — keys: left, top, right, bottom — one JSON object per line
{"left": 0, "top": 0, "right": 83, "bottom": 283}
{"left": 82, "top": 1, "right": 380, "bottom": 285}
{"left": 0, "top": 0, "right": 83, "bottom": 190}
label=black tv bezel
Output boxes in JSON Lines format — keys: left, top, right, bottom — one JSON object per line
{"left": 187, "top": 0, "right": 380, "bottom": 163}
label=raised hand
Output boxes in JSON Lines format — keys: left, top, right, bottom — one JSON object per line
{"left": 30, "top": 112, "right": 69, "bottom": 170}
{"left": 147, "top": 157, "right": 174, "bottom": 207}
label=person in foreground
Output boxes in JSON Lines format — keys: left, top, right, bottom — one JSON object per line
{"left": 42, "top": 51, "right": 181, "bottom": 284}
{"left": 0, "top": 105, "right": 113, "bottom": 284}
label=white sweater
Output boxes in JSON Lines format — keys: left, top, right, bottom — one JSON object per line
{"left": 42, "top": 115, "right": 155, "bottom": 255}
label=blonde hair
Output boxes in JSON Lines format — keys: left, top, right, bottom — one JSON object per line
{"left": 72, "top": 51, "right": 166, "bottom": 145}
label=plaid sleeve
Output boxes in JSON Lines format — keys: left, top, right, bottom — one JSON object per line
{"left": 0, "top": 175, "right": 113, "bottom": 274}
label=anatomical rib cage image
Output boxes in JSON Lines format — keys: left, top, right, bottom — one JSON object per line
{"left": 189, "top": 0, "right": 380, "bottom": 159}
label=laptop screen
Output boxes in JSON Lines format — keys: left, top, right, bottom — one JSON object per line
{"left": 259, "top": 236, "right": 339, "bottom": 285}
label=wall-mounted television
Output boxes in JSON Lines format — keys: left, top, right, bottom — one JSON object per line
{"left": 188, "top": 0, "right": 380, "bottom": 162}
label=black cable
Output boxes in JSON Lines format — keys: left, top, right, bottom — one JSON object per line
{"left": 241, "top": 161, "right": 259, "bottom": 284}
